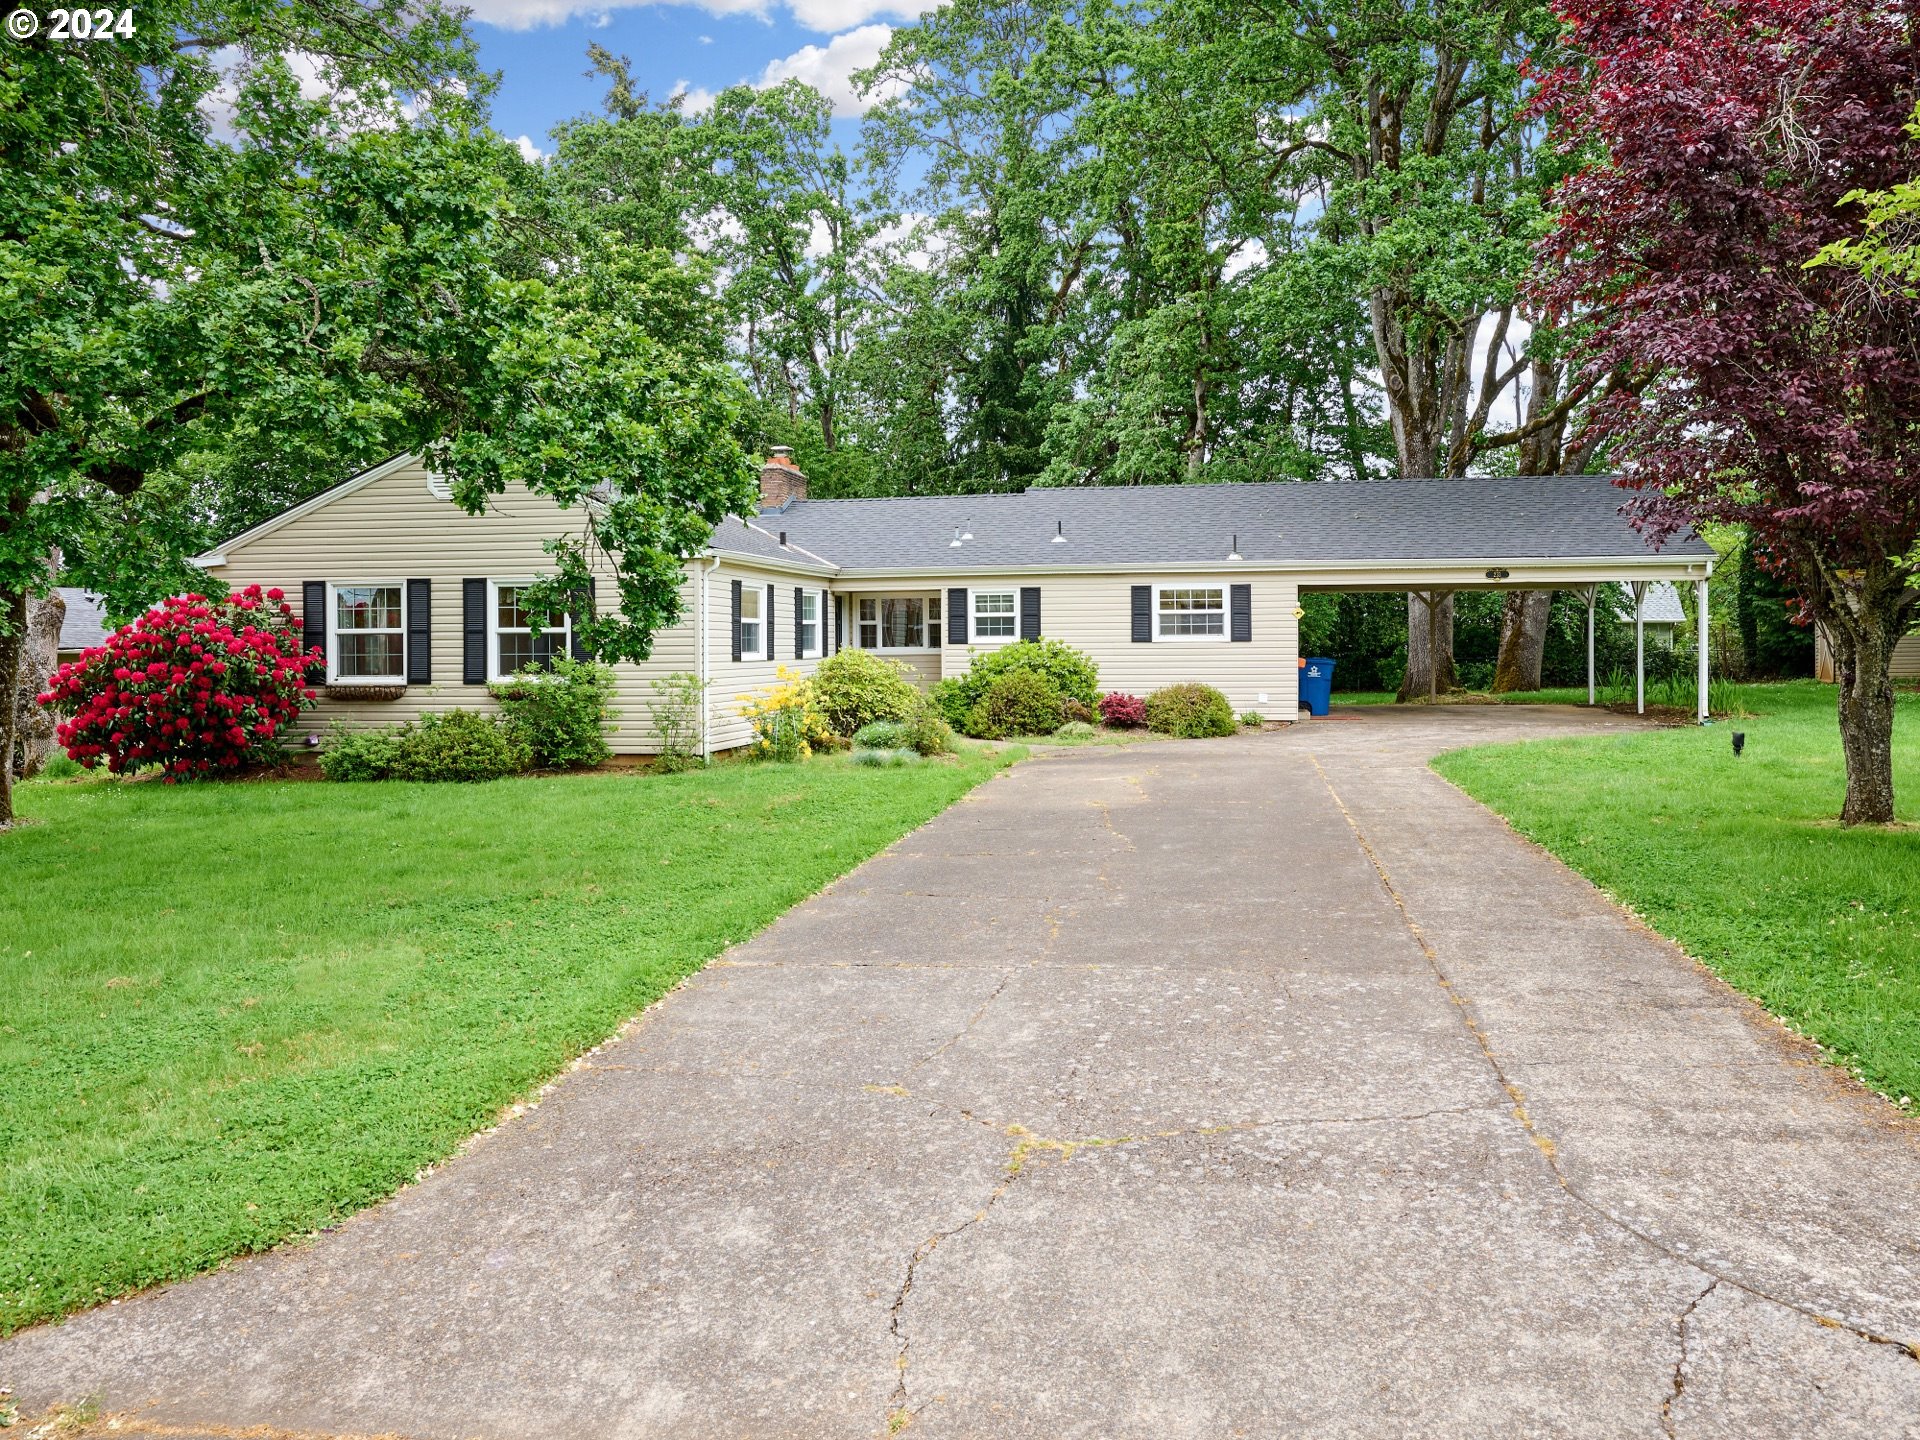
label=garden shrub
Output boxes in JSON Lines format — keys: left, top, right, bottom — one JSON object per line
{"left": 646, "top": 672, "right": 706, "bottom": 772}
{"left": 1144, "top": 683, "right": 1237, "bottom": 738}
{"left": 850, "top": 746, "right": 922, "bottom": 768}
{"left": 1239, "top": 711, "right": 1265, "bottom": 728}
{"left": 489, "top": 657, "right": 617, "bottom": 769}
{"left": 964, "top": 670, "right": 1064, "bottom": 739}
{"left": 1099, "top": 692, "right": 1147, "bottom": 728}
{"left": 853, "top": 719, "right": 911, "bottom": 749}
{"left": 320, "top": 710, "right": 530, "bottom": 782}
{"left": 37, "top": 585, "right": 316, "bottom": 780}
{"left": 740, "top": 666, "right": 833, "bottom": 762}
{"left": 1054, "top": 720, "right": 1096, "bottom": 739}
{"left": 811, "top": 648, "right": 920, "bottom": 735}
{"left": 1061, "top": 697, "right": 1093, "bottom": 725}
{"left": 902, "top": 697, "right": 955, "bottom": 757}
{"left": 928, "top": 678, "right": 970, "bottom": 728}
{"left": 949, "top": 639, "right": 1098, "bottom": 717}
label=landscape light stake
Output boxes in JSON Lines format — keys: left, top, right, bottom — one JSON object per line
{"left": 1733, "top": 731, "right": 1746, "bottom": 757}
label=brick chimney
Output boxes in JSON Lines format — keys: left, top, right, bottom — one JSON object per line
{"left": 759, "top": 447, "right": 807, "bottom": 511}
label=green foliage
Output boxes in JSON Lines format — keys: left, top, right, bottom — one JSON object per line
{"left": 1144, "top": 683, "right": 1237, "bottom": 738}
{"left": 949, "top": 639, "right": 1099, "bottom": 718}
{"left": 964, "top": 670, "right": 1065, "bottom": 739}
{"left": 1239, "top": 711, "right": 1265, "bottom": 728}
{"left": 646, "top": 672, "right": 707, "bottom": 772}
{"left": 928, "top": 678, "right": 971, "bottom": 728}
{"left": 853, "top": 720, "right": 912, "bottom": 749}
{"left": 811, "top": 648, "right": 921, "bottom": 735}
{"left": 319, "top": 712, "right": 531, "bottom": 783}
{"left": 1055, "top": 720, "right": 1097, "bottom": 739}
{"left": 0, "top": 744, "right": 1013, "bottom": 1332}
{"left": 903, "top": 698, "right": 956, "bottom": 757}
{"left": 1737, "top": 545, "right": 1816, "bottom": 678}
{"left": 489, "top": 658, "right": 617, "bottom": 769}
{"left": 850, "top": 747, "right": 924, "bottom": 768}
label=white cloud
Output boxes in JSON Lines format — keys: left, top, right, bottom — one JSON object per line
{"left": 754, "top": 23, "right": 900, "bottom": 117}
{"left": 698, "top": 33, "right": 714, "bottom": 42}
{"left": 787, "top": 0, "right": 938, "bottom": 29}
{"left": 670, "top": 79, "right": 719, "bottom": 114}
{"left": 513, "top": 134, "right": 547, "bottom": 162}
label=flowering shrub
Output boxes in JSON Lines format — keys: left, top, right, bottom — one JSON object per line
{"left": 36, "top": 586, "right": 318, "bottom": 780}
{"left": 1098, "top": 692, "right": 1147, "bottom": 728}
{"left": 740, "top": 666, "right": 833, "bottom": 762}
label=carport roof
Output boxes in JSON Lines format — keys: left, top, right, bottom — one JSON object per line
{"left": 742, "top": 474, "right": 1714, "bottom": 573}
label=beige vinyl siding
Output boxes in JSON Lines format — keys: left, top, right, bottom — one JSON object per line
{"left": 1895, "top": 633, "right": 1920, "bottom": 680}
{"left": 930, "top": 572, "right": 1300, "bottom": 714}
{"left": 204, "top": 459, "right": 827, "bottom": 754}
{"left": 706, "top": 574, "right": 833, "bottom": 753}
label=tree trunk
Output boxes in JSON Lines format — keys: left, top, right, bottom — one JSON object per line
{"left": 0, "top": 584, "right": 23, "bottom": 828}
{"left": 1398, "top": 591, "right": 1457, "bottom": 701}
{"left": 15, "top": 586, "right": 65, "bottom": 778}
{"left": 1491, "top": 589, "right": 1553, "bottom": 692}
{"left": 1817, "top": 557, "right": 1914, "bottom": 826}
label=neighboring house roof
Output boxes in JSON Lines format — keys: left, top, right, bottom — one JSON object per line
{"left": 56, "top": 588, "right": 108, "bottom": 651}
{"left": 752, "top": 475, "right": 1713, "bottom": 573}
{"left": 1616, "top": 580, "right": 1687, "bottom": 624}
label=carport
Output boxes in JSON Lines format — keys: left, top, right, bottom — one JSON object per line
{"left": 1286, "top": 478, "right": 1718, "bottom": 720}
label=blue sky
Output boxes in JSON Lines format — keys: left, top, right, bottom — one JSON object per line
{"left": 466, "top": 0, "right": 933, "bottom": 156}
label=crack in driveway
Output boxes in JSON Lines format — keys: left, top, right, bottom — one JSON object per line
{"left": 1307, "top": 751, "right": 1920, "bottom": 1366}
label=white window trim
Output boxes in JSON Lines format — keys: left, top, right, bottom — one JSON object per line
{"left": 856, "top": 595, "right": 940, "bottom": 654}
{"left": 326, "top": 581, "right": 406, "bottom": 686}
{"left": 798, "top": 588, "right": 823, "bottom": 660}
{"left": 738, "top": 584, "right": 768, "bottom": 663}
{"left": 488, "top": 578, "right": 573, "bottom": 682}
{"left": 1153, "top": 583, "right": 1229, "bottom": 642}
{"left": 969, "top": 588, "right": 1018, "bottom": 644}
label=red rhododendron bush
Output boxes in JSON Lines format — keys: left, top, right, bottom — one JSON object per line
{"left": 37, "top": 586, "right": 319, "bottom": 780}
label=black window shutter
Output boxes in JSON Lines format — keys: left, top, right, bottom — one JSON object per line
{"left": 833, "top": 593, "right": 844, "bottom": 652}
{"left": 1131, "top": 585, "right": 1152, "bottom": 643}
{"left": 463, "top": 579, "right": 487, "bottom": 683}
{"left": 794, "top": 585, "right": 804, "bottom": 658}
{"left": 1020, "top": 586, "right": 1041, "bottom": 640}
{"left": 766, "top": 585, "right": 775, "bottom": 659}
{"left": 406, "top": 579, "right": 431, "bottom": 683}
{"left": 1230, "top": 583, "right": 1252, "bottom": 643}
{"left": 302, "top": 581, "right": 328, "bottom": 679}
{"left": 570, "top": 577, "right": 596, "bottom": 661}
{"left": 948, "top": 587, "right": 968, "bottom": 646}
{"left": 730, "top": 578, "right": 743, "bottom": 662}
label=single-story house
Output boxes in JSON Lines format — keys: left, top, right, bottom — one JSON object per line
{"left": 55, "top": 588, "right": 108, "bottom": 664}
{"left": 194, "top": 451, "right": 1719, "bottom": 753}
{"left": 1617, "top": 580, "right": 1687, "bottom": 650}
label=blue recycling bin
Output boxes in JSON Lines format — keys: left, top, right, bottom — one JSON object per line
{"left": 1299, "top": 657, "right": 1336, "bottom": 718}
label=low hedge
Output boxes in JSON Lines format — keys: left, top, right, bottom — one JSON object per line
{"left": 1144, "top": 683, "right": 1237, "bottom": 739}
{"left": 320, "top": 710, "right": 531, "bottom": 782}
{"left": 965, "top": 670, "right": 1065, "bottom": 739}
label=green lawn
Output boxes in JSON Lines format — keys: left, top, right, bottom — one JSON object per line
{"left": 0, "top": 748, "right": 1011, "bottom": 1334}
{"left": 1433, "top": 681, "right": 1920, "bottom": 1103}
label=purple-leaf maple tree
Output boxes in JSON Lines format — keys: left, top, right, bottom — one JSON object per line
{"left": 1538, "top": 0, "right": 1920, "bottom": 824}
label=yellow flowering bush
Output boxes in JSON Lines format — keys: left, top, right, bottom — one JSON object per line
{"left": 739, "top": 667, "right": 832, "bottom": 762}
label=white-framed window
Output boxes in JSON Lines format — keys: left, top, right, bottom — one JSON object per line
{"left": 1155, "top": 585, "right": 1227, "bottom": 640}
{"left": 857, "top": 594, "right": 941, "bottom": 651}
{"left": 799, "top": 589, "right": 822, "bottom": 659}
{"left": 490, "top": 580, "right": 571, "bottom": 680}
{"left": 739, "top": 584, "right": 766, "bottom": 661}
{"left": 971, "top": 589, "right": 1017, "bottom": 641}
{"left": 328, "top": 582, "right": 405, "bottom": 684}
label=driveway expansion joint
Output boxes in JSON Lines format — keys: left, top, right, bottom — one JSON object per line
{"left": 1307, "top": 750, "right": 1920, "bottom": 1367}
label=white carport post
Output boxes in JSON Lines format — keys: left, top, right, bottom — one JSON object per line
{"left": 1630, "top": 580, "right": 1648, "bottom": 715}
{"left": 1583, "top": 585, "right": 1598, "bottom": 706}
{"left": 1696, "top": 576, "right": 1710, "bottom": 725}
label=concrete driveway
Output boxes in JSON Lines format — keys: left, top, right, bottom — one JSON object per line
{"left": 7, "top": 707, "right": 1920, "bottom": 1438}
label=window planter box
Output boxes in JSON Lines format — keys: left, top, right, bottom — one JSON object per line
{"left": 325, "top": 684, "right": 407, "bottom": 702}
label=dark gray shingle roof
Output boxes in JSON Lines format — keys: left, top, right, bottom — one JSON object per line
{"left": 57, "top": 588, "right": 108, "bottom": 650}
{"left": 724, "top": 475, "right": 1712, "bottom": 573}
